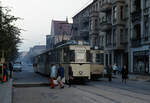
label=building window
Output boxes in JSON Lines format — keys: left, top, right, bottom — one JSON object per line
{"left": 125, "top": 5, "right": 128, "bottom": 19}
{"left": 125, "top": 28, "right": 128, "bottom": 41}
{"left": 120, "top": 29, "right": 124, "bottom": 42}
{"left": 106, "top": 31, "right": 111, "bottom": 47}
{"left": 113, "top": 29, "right": 116, "bottom": 46}
{"left": 113, "top": 6, "right": 117, "bottom": 24}
{"left": 120, "top": 6, "right": 123, "bottom": 20}
{"left": 144, "top": 0, "right": 149, "bottom": 9}
{"left": 95, "top": 19, "right": 98, "bottom": 30}
{"left": 144, "top": 16, "right": 149, "bottom": 40}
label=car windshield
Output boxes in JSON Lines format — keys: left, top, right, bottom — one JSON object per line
{"left": 14, "top": 64, "right": 21, "bottom": 66}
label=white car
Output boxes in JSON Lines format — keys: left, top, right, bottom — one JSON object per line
{"left": 13, "top": 63, "right": 22, "bottom": 72}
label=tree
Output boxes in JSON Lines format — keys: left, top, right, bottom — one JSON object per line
{"left": 0, "top": 5, "right": 21, "bottom": 61}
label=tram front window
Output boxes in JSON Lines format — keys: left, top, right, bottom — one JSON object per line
{"left": 70, "top": 50, "right": 75, "bottom": 62}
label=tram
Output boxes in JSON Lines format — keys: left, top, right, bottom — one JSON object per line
{"left": 90, "top": 49, "right": 104, "bottom": 80}
{"left": 34, "top": 41, "right": 91, "bottom": 82}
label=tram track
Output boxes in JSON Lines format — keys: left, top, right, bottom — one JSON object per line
{"left": 74, "top": 86, "right": 120, "bottom": 103}
{"left": 73, "top": 83, "right": 150, "bottom": 103}
{"left": 87, "top": 83, "right": 150, "bottom": 102}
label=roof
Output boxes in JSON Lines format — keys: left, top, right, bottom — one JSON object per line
{"left": 52, "top": 20, "right": 72, "bottom": 35}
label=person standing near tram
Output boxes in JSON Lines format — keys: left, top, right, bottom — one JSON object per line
{"left": 9, "top": 62, "right": 13, "bottom": 78}
{"left": 121, "top": 65, "right": 128, "bottom": 84}
{"left": 106, "top": 65, "right": 113, "bottom": 82}
{"left": 49, "top": 64, "right": 57, "bottom": 88}
{"left": 68, "top": 66, "right": 73, "bottom": 87}
{"left": 57, "top": 64, "right": 65, "bottom": 88}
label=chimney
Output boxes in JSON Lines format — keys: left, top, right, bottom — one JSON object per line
{"left": 66, "top": 16, "right": 68, "bottom": 23}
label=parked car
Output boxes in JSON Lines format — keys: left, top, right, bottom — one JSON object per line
{"left": 13, "top": 62, "right": 22, "bottom": 72}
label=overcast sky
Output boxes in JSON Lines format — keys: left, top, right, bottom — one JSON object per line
{"left": 1, "top": 0, "right": 92, "bottom": 52}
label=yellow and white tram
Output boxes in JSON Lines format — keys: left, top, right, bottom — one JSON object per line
{"left": 34, "top": 41, "right": 91, "bottom": 81}
{"left": 90, "top": 49, "right": 104, "bottom": 80}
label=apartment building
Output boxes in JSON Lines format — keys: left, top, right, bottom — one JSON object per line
{"left": 99, "top": 0, "right": 130, "bottom": 68}
{"left": 72, "top": 4, "right": 91, "bottom": 42}
{"left": 130, "top": 0, "right": 150, "bottom": 74}
{"left": 50, "top": 19, "right": 72, "bottom": 45}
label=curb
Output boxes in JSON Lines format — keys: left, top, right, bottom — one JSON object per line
{"left": 10, "top": 79, "right": 13, "bottom": 103}
{"left": 13, "top": 83, "right": 50, "bottom": 88}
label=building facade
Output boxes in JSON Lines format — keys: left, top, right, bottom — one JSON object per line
{"left": 72, "top": 4, "right": 91, "bottom": 42}
{"left": 130, "top": 0, "right": 150, "bottom": 74}
{"left": 50, "top": 19, "right": 72, "bottom": 45}
{"left": 46, "top": 35, "right": 55, "bottom": 49}
{"left": 98, "top": 0, "right": 130, "bottom": 68}
{"left": 72, "top": 0, "right": 150, "bottom": 74}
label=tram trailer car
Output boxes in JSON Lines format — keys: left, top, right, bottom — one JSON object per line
{"left": 34, "top": 41, "right": 91, "bottom": 82}
{"left": 90, "top": 49, "right": 104, "bottom": 80}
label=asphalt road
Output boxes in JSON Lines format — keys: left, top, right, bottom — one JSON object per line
{"left": 12, "top": 65, "right": 150, "bottom": 103}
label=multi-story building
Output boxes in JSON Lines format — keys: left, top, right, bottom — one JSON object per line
{"left": 72, "top": 4, "right": 91, "bottom": 42}
{"left": 130, "top": 0, "right": 150, "bottom": 74}
{"left": 46, "top": 35, "right": 55, "bottom": 49}
{"left": 99, "top": 0, "right": 130, "bottom": 68}
{"left": 50, "top": 19, "right": 72, "bottom": 45}
{"left": 89, "top": 0, "right": 102, "bottom": 49}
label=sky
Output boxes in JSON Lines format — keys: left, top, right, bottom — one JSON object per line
{"left": 1, "top": 0, "right": 92, "bottom": 52}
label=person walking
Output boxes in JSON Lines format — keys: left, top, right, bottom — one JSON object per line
{"left": 57, "top": 64, "right": 65, "bottom": 88}
{"left": 107, "top": 65, "right": 113, "bottom": 82}
{"left": 50, "top": 64, "right": 57, "bottom": 88}
{"left": 68, "top": 66, "right": 73, "bottom": 87}
{"left": 121, "top": 65, "right": 128, "bottom": 83}
{"left": 9, "top": 62, "right": 13, "bottom": 78}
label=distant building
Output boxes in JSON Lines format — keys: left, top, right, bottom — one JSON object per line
{"left": 72, "top": 4, "right": 90, "bottom": 43}
{"left": 29, "top": 45, "right": 46, "bottom": 57}
{"left": 50, "top": 19, "right": 72, "bottom": 45}
{"left": 46, "top": 35, "right": 54, "bottom": 49}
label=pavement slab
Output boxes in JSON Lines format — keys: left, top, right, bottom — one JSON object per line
{"left": 0, "top": 79, "right": 13, "bottom": 103}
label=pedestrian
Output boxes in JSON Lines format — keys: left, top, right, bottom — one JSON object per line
{"left": 121, "top": 65, "right": 128, "bottom": 83}
{"left": 50, "top": 64, "right": 57, "bottom": 88}
{"left": 3, "top": 62, "right": 8, "bottom": 82}
{"left": 117, "top": 65, "right": 121, "bottom": 75}
{"left": 0, "top": 63, "right": 3, "bottom": 83}
{"left": 68, "top": 66, "right": 73, "bottom": 87}
{"left": 57, "top": 64, "right": 64, "bottom": 88}
{"left": 112, "top": 64, "right": 117, "bottom": 75}
{"left": 106, "top": 65, "right": 113, "bottom": 82}
{"left": 9, "top": 62, "right": 13, "bottom": 78}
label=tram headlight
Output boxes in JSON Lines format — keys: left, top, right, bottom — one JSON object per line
{"left": 79, "top": 71, "right": 83, "bottom": 75}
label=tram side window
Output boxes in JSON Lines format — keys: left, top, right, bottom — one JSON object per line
{"left": 96, "top": 54, "right": 101, "bottom": 63}
{"left": 64, "top": 48, "right": 70, "bottom": 62}
{"left": 70, "top": 50, "right": 75, "bottom": 62}
{"left": 100, "top": 54, "right": 104, "bottom": 65}
{"left": 86, "top": 50, "right": 91, "bottom": 62}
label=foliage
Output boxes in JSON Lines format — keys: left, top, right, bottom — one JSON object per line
{"left": 0, "top": 6, "right": 21, "bottom": 61}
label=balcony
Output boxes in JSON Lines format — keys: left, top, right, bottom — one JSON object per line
{"left": 105, "top": 43, "right": 112, "bottom": 49}
{"left": 144, "top": 8, "right": 149, "bottom": 15}
{"left": 112, "top": 0, "right": 125, "bottom": 4}
{"left": 100, "top": 17, "right": 112, "bottom": 32}
{"left": 80, "top": 17, "right": 89, "bottom": 23}
{"left": 131, "top": 10, "right": 141, "bottom": 23}
{"left": 100, "top": 2, "right": 112, "bottom": 12}
{"left": 90, "top": 11, "right": 98, "bottom": 17}
{"left": 89, "top": 29, "right": 99, "bottom": 35}
{"left": 131, "top": 38, "right": 141, "bottom": 47}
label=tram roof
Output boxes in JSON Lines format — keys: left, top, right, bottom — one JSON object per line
{"left": 55, "top": 40, "right": 89, "bottom": 48}
{"left": 34, "top": 40, "right": 89, "bottom": 57}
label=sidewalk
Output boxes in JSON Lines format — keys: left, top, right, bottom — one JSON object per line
{"left": 113, "top": 74, "right": 150, "bottom": 82}
{"left": 0, "top": 79, "right": 13, "bottom": 103}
